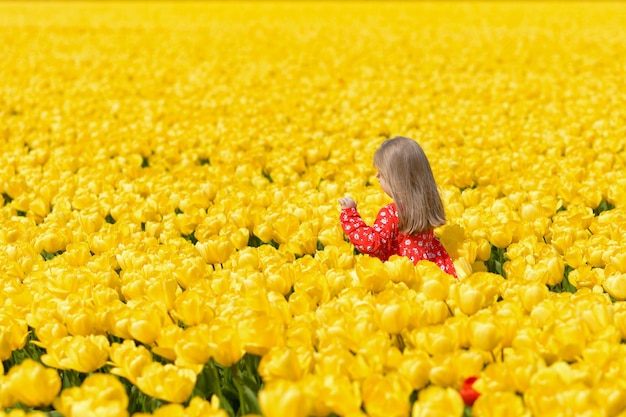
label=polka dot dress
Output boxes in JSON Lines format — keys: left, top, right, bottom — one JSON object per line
{"left": 340, "top": 203, "right": 457, "bottom": 278}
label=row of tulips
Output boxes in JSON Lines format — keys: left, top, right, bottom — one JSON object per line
{"left": 3, "top": 2, "right": 626, "bottom": 416}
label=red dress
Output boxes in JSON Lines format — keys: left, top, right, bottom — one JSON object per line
{"left": 340, "top": 203, "right": 457, "bottom": 278}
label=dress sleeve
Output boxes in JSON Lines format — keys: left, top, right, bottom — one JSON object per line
{"left": 339, "top": 205, "right": 396, "bottom": 261}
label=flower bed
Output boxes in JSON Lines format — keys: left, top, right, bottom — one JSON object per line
{"left": 1, "top": 2, "right": 625, "bottom": 417}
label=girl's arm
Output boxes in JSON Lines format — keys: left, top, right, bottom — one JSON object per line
{"left": 339, "top": 204, "right": 396, "bottom": 261}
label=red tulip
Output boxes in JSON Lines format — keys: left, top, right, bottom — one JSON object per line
{"left": 459, "top": 376, "right": 480, "bottom": 406}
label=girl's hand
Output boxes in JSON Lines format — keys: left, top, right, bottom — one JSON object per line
{"left": 339, "top": 197, "right": 357, "bottom": 209}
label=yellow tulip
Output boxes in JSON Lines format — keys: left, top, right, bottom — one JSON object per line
{"left": 378, "top": 301, "right": 410, "bottom": 335}
{"left": 258, "top": 346, "right": 303, "bottom": 382}
{"left": 416, "top": 325, "right": 459, "bottom": 356}
{"left": 438, "top": 224, "right": 464, "bottom": 259}
{"left": 422, "top": 300, "right": 450, "bottom": 325}
{"left": 6, "top": 359, "right": 61, "bottom": 407}
{"left": 238, "top": 314, "right": 284, "bottom": 356}
{"left": 355, "top": 255, "right": 389, "bottom": 293}
{"left": 173, "top": 290, "right": 215, "bottom": 327}
{"left": 127, "top": 307, "right": 165, "bottom": 345}
{"left": 472, "top": 391, "right": 531, "bottom": 417}
{"left": 475, "top": 239, "right": 492, "bottom": 262}
{"left": 196, "top": 236, "right": 234, "bottom": 265}
{"left": 33, "top": 319, "right": 68, "bottom": 348}
{"left": 301, "top": 373, "right": 361, "bottom": 417}
{"left": 603, "top": 273, "right": 626, "bottom": 301}
{"left": 428, "top": 353, "right": 459, "bottom": 388}
{"left": 152, "top": 324, "right": 184, "bottom": 361}
{"left": 398, "top": 350, "right": 432, "bottom": 390}
{"left": 174, "top": 325, "right": 212, "bottom": 374}
{"left": 63, "top": 242, "right": 93, "bottom": 267}
{"left": 271, "top": 213, "right": 300, "bottom": 244}
{"left": 592, "top": 379, "right": 626, "bottom": 417}
{"left": 0, "top": 316, "right": 28, "bottom": 361}
{"left": 385, "top": 255, "right": 418, "bottom": 286}
{"left": 412, "top": 386, "right": 464, "bottom": 417}
{"left": 455, "top": 350, "right": 486, "bottom": 383}
{"left": 34, "top": 228, "right": 69, "bottom": 254}
{"left": 451, "top": 283, "right": 485, "bottom": 316}
{"left": 468, "top": 316, "right": 502, "bottom": 352}
{"left": 519, "top": 283, "right": 548, "bottom": 313}
{"left": 135, "top": 362, "right": 196, "bottom": 403}
{"left": 64, "top": 305, "right": 100, "bottom": 336}
{"left": 207, "top": 320, "right": 245, "bottom": 367}
{"left": 487, "top": 224, "right": 513, "bottom": 249}
{"left": 551, "top": 318, "right": 588, "bottom": 363}
{"left": 108, "top": 340, "right": 153, "bottom": 385}
{"left": 53, "top": 374, "right": 129, "bottom": 417}
{"left": 564, "top": 244, "right": 586, "bottom": 269}
{"left": 258, "top": 380, "right": 311, "bottom": 417}
{"left": 362, "top": 374, "right": 412, "bottom": 417}
{"left": 41, "top": 335, "right": 109, "bottom": 373}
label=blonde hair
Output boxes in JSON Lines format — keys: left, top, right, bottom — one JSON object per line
{"left": 373, "top": 137, "right": 446, "bottom": 234}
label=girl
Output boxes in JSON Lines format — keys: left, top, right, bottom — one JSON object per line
{"left": 339, "top": 136, "right": 457, "bottom": 277}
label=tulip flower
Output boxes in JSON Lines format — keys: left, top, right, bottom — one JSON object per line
{"left": 378, "top": 301, "right": 410, "bottom": 335}
{"left": 398, "top": 350, "right": 432, "bottom": 390}
{"left": 468, "top": 315, "right": 502, "bottom": 353}
{"left": 109, "top": 340, "right": 153, "bottom": 384}
{"left": 174, "top": 325, "right": 212, "bottom": 373}
{"left": 41, "top": 335, "right": 109, "bottom": 373}
{"left": 0, "top": 315, "right": 28, "bottom": 361}
{"left": 472, "top": 391, "right": 531, "bottom": 417}
{"left": 362, "top": 374, "right": 412, "bottom": 417}
{"left": 355, "top": 255, "right": 389, "bottom": 293}
{"left": 5, "top": 359, "right": 61, "bottom": 408}
{"left": 196, "top": 236, "right": 234, "bottom": 265}
{"left": 135, "top": 362, "right": 197, "bottom": 404}
{"left": 258, "top": 346, "right": 304, "bottom": 382}
{"left": 412, "top": 386, "right": 464, "bottom": 417}
{"left": 603, "top": 273, "right": 626, "bottom": 300}
{"left": 459, "top": 376, "right": 480, "bottom": 406}
{"left": 53, "top": 374, "right": 129, "bottom": 417}
{"left": 206, "top": 319, "right": 245, "bottom": 367}
{"left": 258, "top": 380, "right": 311, "bottom": 417}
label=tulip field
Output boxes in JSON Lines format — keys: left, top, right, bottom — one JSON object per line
{"left": 2, "top": 2, "right": 626, "bottom": 416}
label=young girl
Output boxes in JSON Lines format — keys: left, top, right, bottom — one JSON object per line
{"left": 339, "top": 136, "right": 457, "bottom": 277}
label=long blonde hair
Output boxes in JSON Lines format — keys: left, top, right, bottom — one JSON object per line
{"left": 373, "top": 137, "right": 446, "bottom": 234}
